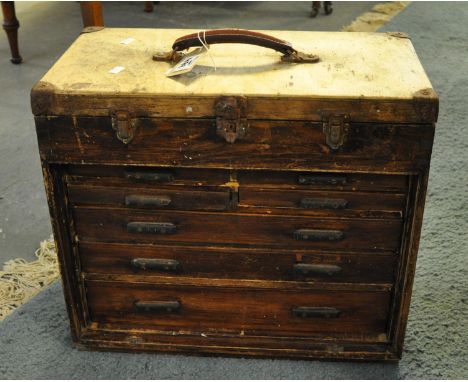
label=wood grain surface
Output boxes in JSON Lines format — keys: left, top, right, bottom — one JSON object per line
{"left": 72, "top": 207, "right": 403, "bottom": 251}
{"left": 32, "top": 27, "right": 437, "bottom": 361}
{"left": 85, "top": 280, "right": 391, "bottom": 338}
{"left": 79, "top": 242, "right": 397, "bottom": 284}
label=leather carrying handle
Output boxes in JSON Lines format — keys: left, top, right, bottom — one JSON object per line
{"left": 154, "top": 29, "right": 319, "bottom": 64}
{"left": 172, "top": 29, "right": 295, "bottom": 55}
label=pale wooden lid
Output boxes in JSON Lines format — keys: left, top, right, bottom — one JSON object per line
{"left": 32, "top": 28, "right": 438, "bottom": 122}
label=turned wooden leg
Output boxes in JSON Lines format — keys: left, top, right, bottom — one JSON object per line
{"left": 311, "top": 1, "right": 321, "bottom": 17}
{"left": 144, "top": 1, "right": 153, "bottom": 13}
{"left": 2, "top": 1, "right": 22, "bottom": 64}
{"left": 80, "top": 1, "right": 104, "bottom": 27}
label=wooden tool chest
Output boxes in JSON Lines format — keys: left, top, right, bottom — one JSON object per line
{"left": 31, "top": 28, "right": 438, "bottom": 361}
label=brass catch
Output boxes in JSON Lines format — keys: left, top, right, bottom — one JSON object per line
{"left": 214, "top": 96, "right": 248, "bottom": 144}
{"left": 111, "top": 111, "right": 138, "bottom": 144}
{"left": 322, "top": 114, "right": 349, "bottom": 150}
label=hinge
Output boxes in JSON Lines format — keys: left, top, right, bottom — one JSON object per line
{"left": 111, "top": 111, "right": 139, "bottom": 144}
{"left": 214, "top": 96, "right": 248, "bottom": 143}
{"left": 322, "top": 114, "right": 349, "bottom": 150}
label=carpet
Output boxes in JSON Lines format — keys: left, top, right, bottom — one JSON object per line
{"left": 1, "top": 2, "right": 467, "bottom": 379}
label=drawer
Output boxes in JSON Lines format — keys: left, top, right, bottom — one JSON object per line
{"left": 239, "top": 188, "right": 405, "bottom": 219}
{"left": 67, "top": 183, "right": 231, "bottom": 212}
{"left": 65, "top": 165, "right": 230, "bottom": 187}
{"left": 79, "top": 242, "right": 397, "bottom": 284}
{"left": 86, "top": 280, "right": 391, "bottom": 339}
{"left": 238, "top": 170, "right": 408, "bottom": 192}
{"left": 73, "top": 208, "right": 402, "bottom": 252}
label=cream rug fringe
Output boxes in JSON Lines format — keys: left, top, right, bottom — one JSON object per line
{"left": 0, "top": 236, "right": 59, "bottom": 321}
{"left": 342, "top": 1, "right": 410, "bottom": 32}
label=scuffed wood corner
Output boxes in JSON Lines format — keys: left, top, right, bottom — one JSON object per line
{"left": 31, "top": 81, "right": 56, "bottom": 116}
{"left": 386, "top": 31, "right": 411, "bottom": 39}
{"left": 413, "top": 88, "right": 438, "bottom": 100}
{"left": 81, "top": 26, "right": 105, "bottom": 34}
{"left": 413, "top": 88, "right": 439, "bottom": 122}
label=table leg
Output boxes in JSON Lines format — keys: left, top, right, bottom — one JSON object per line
{"left": 80, "top": 1, "right": 104, "bottom": 27}
{"left": 144, "top": 1, "right": 154, "bottom": 13}
{"left": 1, "top": 1, "right": 22, "bottom": 64}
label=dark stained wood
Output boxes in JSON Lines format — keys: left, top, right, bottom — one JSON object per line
{"left": 79, "top": 241, "right": 397, "bottom": 284}
{"left": 73, "top": 207, "right": 403, "bottom": 252}
{"left": 143, "top": 1, "right": 154, "bottom": 12}
{"left": 80, "top": 1, "right": 104, "bottom": 27}
{"left": 35, "top": 116, "right": 434, "bottom": 173}
{"left": 32, "top": 28, "right": 437, "bottom": 361}
{"left": 83, "top": 272, "right": 393, "bottom": 292}
{"left": 85, "top": 280, "right": 391, "bottom": 338}
{"left": 390, "top": 171, "right": 431, "bottom": 357}
{"left": 65, "top": 165, "right": 230, "bottom": 186}
{"left": 239, "top": 188, "right": 406, "bottom": 219}
{"left": 30, "top": 86, "right": 439, "bottom": 124}
{"left": 65, "top": 170, "right": 406, "bottom": 218}
{"left": 67, "top": 183, "right": 232, "bottom": 211}
{"left": 79, "top": 328, "right": 397, "bottom": 361}
{"left": 1, "top": 1, "right": 22, "bottom": 64}
{"left": 237, "top": 170, "right": 408, "bottom": 192}
{"left": 38, "top": 165, "right": 84, "bottom": 341}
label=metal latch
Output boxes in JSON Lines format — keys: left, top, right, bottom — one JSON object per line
{"left": 214, "top": 96, "right": 248, "bottom": 143}
{"left": 322, "top": 114, "right": 349, "bottom": 150}
{"left": 111, "top": 111, "right": 139, "bottom": 144}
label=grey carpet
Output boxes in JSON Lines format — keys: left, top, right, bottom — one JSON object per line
{"left": 1, "top": 2, "right": 467, "bottom": 379}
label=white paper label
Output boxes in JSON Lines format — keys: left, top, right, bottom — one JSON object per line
{"left": 109, "top": 66, "right": 125, "bottom": 74}
{"left": 120, "top": 37, "right": 135, "bottom": 45}
{"left": 165, "top": 48, "right": 206, "bottom": 77}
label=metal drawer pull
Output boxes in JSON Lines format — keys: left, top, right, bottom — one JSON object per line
{"left": 127, "top": 222, "right": 177, "bottom": 234}
{"left": 293, "top": 229, "right": 344, "bottom": 241}
{"left": 292, "top": 307, "right": 340, "bottom": 318}
{"left": 299, "top": 197, "right": 348, "bottom": 209}
{"left": 298, "top": 175, "right": 347, "bottom": 185}
{"left": 125, "top": 170, "right": 174, "bottom": 182}
{"left": 131, "top": 258, "right": 180, "bottom": 272}
{"left": 134, "top": 300, "right": 181, "bottom": 313}
{"left": 125, "top": 195, "right": 172, "bottom": 208}
{"left": 293, "top": 263, "right": 342, "bottom": 276}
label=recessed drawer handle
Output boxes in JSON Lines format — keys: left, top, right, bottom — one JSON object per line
{"left": 293, "top": 263, "right": 342, "bottom": 276}
{"left": 293, "top": 229, "right": 344, "bottom": 241}
{"left": 298, "top": 175, "right": 347, "bottom": 185}
{"left": 125, "top": 170, "right": 174, "bottom": 182}
{"left": 299, "top": 197, "right": 348, "bottom": 209}
{"left": 130, "top": 258, "right": 180, "bottom": 272}
{"left": 134, "top": 300, "right": 181, "bottom": 313}
{"left": 125, "top": 195, "right": 172, "bottom": 208}
{"left": 127, "top": 222, "right": 177, "bottom": 234}
{"left": 292, "top": 306, "right": 340, "bottom": 318}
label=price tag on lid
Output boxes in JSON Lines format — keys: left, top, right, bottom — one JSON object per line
{"left": 165, "top": 47, "right": 206, "bottom": 77}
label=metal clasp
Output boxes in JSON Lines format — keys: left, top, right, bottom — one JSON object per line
{"left": 111, "top": 111, "right": 138, "bottom": 144}
{"left": 322, "top": 114, "right": 349, "bottom": 150}
{"left": 214, "top": 96, "right": 248, "bottom": 144}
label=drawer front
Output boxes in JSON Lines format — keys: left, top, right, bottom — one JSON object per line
{"left": 67, "top": 184, "right": 231, "bottom": 212}
{"left": 73, "top": 208, "right": 402, "bottom": 252}
{"left": 37, "top": 116, "right": 433, "bottom": 172}
{"left": 239, "top": 188, "right": 405, "bottom": 218}
{"left": 238, "top": 171, "right": 408, "bottom": 192}
{"left": 79, "top": 242, "right": 397, "bottom": 284}
{"left": 86, "top": 280, "right": 391, "bottom": 338}
{"left": 65, "top": 165, "right": 230, "bottom": 187}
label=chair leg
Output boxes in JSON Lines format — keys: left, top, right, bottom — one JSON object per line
{"left": 311, "top": 1, "right": 321, "bottom": 18}
{"left": 144, "top": 1, "right": 153, "bottom": 13}
{"left": 80, "top": 1, "right": 104, "bottom": 27}
{"left": 1, "top": 1, "right": 22, "bottom": 64}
